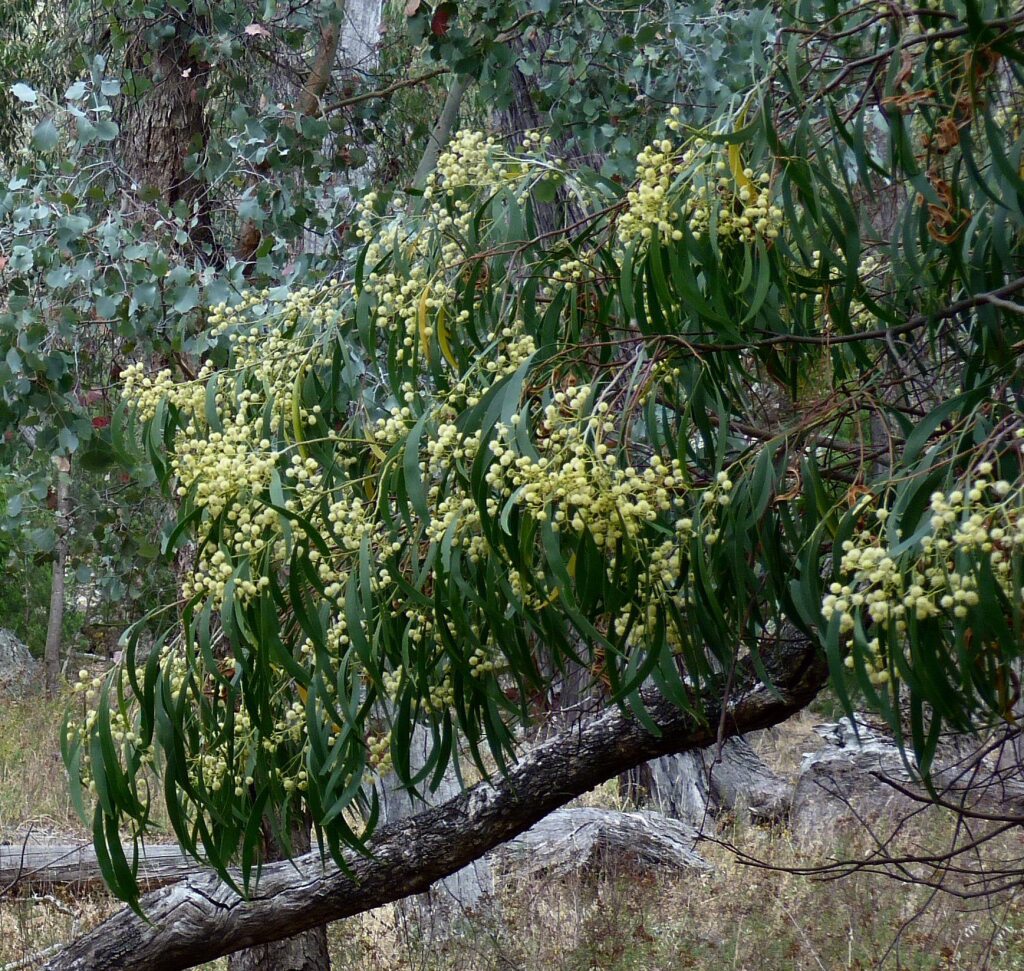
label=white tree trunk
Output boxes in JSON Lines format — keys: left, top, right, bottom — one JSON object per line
{"left": 379, "top": 726, "right": 492, "bottom": 931}
{"left": 43, "top": 470, "right": 71, "bottom": 699}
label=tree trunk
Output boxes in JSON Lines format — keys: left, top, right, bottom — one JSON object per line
{"left": 2, "top": 806, "right": 706, "bottom": 894}
{"left": 118, "top": 6, "right": 216, "bottom": 259}
{"left": 498, "top": 33, "right": 587, "bottom": 238}
{"left": 225, "top": 820, "right": 330, "bottom": 971}
{"left": 304, "top": 0, "right": 383, "bottom": 256}
{"left": 412, "top": 74, "right": 471, "bottom": 191}
{"left": 43, "top": 635, "right": 825, "bottom": 971}
{"left": 379, "top": 724, "right": 492, "bottom": 934}
{"left": 43, "top": 469, "right": 70, "bottom": 699}
{"left": 701, "top": 735, "right": 791, "bottom": 821}
{"left": 620, "top": 750, "right": 711, "bottom": 825}
{"left": 622, "top": 735, "right": 790, "bottom": 827}
{"left": 238, "top": 8, "right": 343, "bottom": 267}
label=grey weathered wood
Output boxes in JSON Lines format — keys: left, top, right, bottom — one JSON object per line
{"left": 1, "top": 843, "right": 194, "bottom": 893}
{"left": 379, "top": 725, "right": 492, "bottom": 927}
{"left": 625, "top": 734, "right": 790, "bottom": 827}
{"left": 641, "top": 750, "right": 712, "bottom": 824}
{"left": 42, "top": 635, "right": 824, "bottom": 971}
{"left": 496, "top": 807, "right": 707, "bottom": 878}
{"left": 2, "top": 806, "right": 707, "bottom": 894}
{"left": 703, "top": 735, "right": 791, "bottom": 821}
{"left": 791, "top": 715, "right": 1024, "bottom": 842}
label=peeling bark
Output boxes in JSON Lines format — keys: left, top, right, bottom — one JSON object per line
{"left": 42, "top": 635, "right": 824, "bottom": 971}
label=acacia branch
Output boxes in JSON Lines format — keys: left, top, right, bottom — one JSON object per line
{"left": 412, "top": 73, "right": 472, "bottom": 190}
{"left": 43, "top": 636, "right": 825, "bottom": 971}
{"left": 659, "top": 276, "right": 1024, "bottom": 353}
{"left": 295, "top": 16, "right": 343, "bottom": 118}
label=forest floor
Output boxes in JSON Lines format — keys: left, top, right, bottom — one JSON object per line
{"left": 2, "top": 694, "right": 1023, "bottom": 971}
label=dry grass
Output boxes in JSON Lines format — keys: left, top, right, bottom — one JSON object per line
{"left": 3, "top": 699, "right": 1024, "bottom": 970}
{"left": 0, "top": 693, "right": 83, "bottom": 841}
{"left": 324, "top": 809, "right": 1024, "bottom": 971}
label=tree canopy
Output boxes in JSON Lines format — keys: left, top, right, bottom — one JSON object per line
{"left": 2, "top": 0, "right": 1024, "bottom": 952}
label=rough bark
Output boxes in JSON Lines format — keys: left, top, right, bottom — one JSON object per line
{"left": 119, "top": 10, "right": 215, "bottom": 257}
{"left": 43, "top": 470, "right": 70, "bottom": 699}
{"left": 121, "top": 41, "right": 206, "bottom": 205}
{"left": 498, "top": 33, "right": 587, "bottom": 238}
{"left": 42, "top": 634, "right": 825, "bottom": 971}
{"left": 226, "top": 823, "right": 329, "bottom": 971}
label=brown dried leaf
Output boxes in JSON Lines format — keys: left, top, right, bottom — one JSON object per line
{"left": 936, "top": 116, "right": 960, "bottom": 152}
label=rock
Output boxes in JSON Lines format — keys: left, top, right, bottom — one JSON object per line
{"left": 0, "top": 628, "right": 38, "bottom": 697}
{"left": 792, "top": 714, "right": 1024, "bottom": 843}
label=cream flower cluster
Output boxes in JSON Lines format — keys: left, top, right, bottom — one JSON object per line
{"left": 618, "top": 134, "right": 687, "bottom": 245}
{"left": 427, "top": 130, "right": 504, "bottom": 194}
{"left": 105, "top": 123, "right": 767, "bottom": 822}
{"left": 823, "top": 466, "right": 1024, "bottom": 684}
{"left": 482, "top": 383, "right": 687, "bottom": 546}
{"left": 618, "top": 112, "right": 781, "bottom": 249}
{"left": 355, "top": 130, "right": 558, "bottom": 368}
{"left": 809, "top": 250, "right": 884, "bottom": 331}
{"left": 684, "top": 162, "right": 780, "bottom": 244}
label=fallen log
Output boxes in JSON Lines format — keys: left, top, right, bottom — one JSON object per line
{"left": 1, "top": 842, "right": 194, "bottom": 893}
{"left": 1, "top": 805, "right": 706, "bottom": 894}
